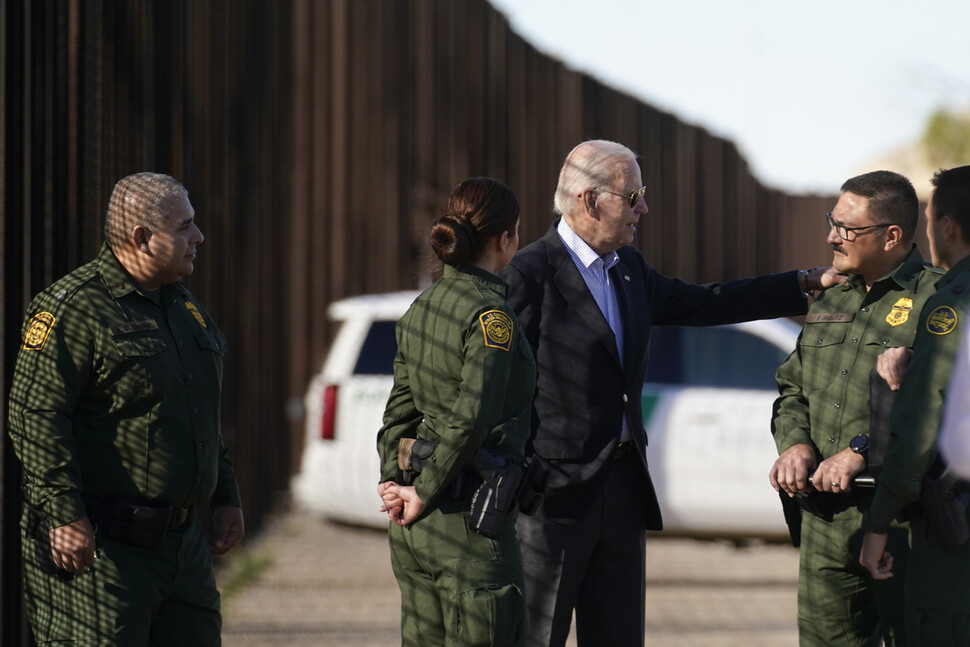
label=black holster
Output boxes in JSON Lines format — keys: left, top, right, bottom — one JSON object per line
{"left": 396, "top": 438, "right": 549, "bottom": 536}
{"left": 467, "top": 451, "right": 527, "bottom": 538}
{"left": 779, "top": 490, "right": 803, "bottom": 547}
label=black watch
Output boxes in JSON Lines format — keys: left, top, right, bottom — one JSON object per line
{"left": 849, "top": 434, "right": 870, "bottom": 467}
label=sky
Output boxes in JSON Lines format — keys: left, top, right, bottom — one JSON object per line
{"left": 487, "top": 0, "right": 970, "bottom": 195}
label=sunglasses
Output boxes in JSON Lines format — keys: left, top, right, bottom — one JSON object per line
{"left": 600, "top": 185, "right": 647, "bottom": 208}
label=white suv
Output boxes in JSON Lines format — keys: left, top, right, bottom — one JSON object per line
{"left": 293, "top": 291, "right": 801, "bottom": 539}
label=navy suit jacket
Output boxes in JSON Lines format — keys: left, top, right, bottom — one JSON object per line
{"left": 500, "top": 221, "right": 809, "bottom": 529}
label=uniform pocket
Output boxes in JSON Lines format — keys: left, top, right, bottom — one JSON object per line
{"left": 457, "top": 582, "right": 526, "bottom": 647}
{"left": 107, "top": 333, "right": 167, "bottom": 398}
{"left": 452, "top": 546, "right": 525, "bottom": 647}
{"left": 798, "top": 324, "right": 847, "bottom": 391}
{"left": 110, "top": 335, "right": 167, "bottom": 357}
{"left": 191, "top": 326, "right": 226, "bottom": 388}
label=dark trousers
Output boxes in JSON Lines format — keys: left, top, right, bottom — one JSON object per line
{"left": 517, "top": 451, "right": 646, "bottom": 647}
{"left": 905, "top": 514, "right": 970, "bottom": 646}
{"left": 21, "top": 513, "right": 221, "bottom": 646}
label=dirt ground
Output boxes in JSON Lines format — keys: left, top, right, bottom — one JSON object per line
{"left": 220, "top": 501, "right": 800, "bottom": 647}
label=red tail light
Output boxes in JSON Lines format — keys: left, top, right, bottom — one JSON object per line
{"left": 320, "top": 384, "right": 338, "bottom": 440}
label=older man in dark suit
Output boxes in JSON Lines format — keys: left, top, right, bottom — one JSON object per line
{"left": 500, "top": 139, "right": 837, "bottom": 647}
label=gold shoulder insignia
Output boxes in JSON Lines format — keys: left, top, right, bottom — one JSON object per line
{"left": 185, "top": 301, "right": 207, "bottom": 328}
{"left": 886, "top": 297, "right": 914, "bottom": 327}
{"left": 926, "top": 305, "right": 958, "bottom": 335}
{"left": 480, "top": 310, "right": 513, "bottom": 351}
{"left": 24, "top": 312, "right": 56, "bottom": 351}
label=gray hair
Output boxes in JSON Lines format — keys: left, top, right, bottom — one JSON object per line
{"left": 104, "top": 172, "right": 188, "bottom": 250}
{"left": 553, "top": 140, "right": 638, "bottom": 216}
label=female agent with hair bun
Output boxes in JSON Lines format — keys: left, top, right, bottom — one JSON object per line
{"left": 377, "top": 177, "right": 536, "bottom": 646}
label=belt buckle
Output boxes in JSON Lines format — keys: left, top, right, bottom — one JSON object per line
{"left": 169, "top": 507, "right": 190, "bottom": 530}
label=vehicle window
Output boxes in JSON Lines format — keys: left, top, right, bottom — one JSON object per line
{"left": 643, "top": 326, "right": 790, "bottom": 390}
{"left": 353, "top": 320, "right": 399, "bottom": 375}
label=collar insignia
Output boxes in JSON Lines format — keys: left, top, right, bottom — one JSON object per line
{"left": 185, "top": 301, "right": 207, "bottom": 328}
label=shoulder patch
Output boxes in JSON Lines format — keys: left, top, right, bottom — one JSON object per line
{"left": 24, "top": 312, "right": 56, "bottom": 351}
{"left": 479, "top": 310, "right": 513, "bottom": 351}
{"left": 926, "top": 305, "right": 958, "bottom": 335}
{"left": 886, "top": 298, "right": 914, "bottom": 327}
{"left": 185, "top": 301, "right": 207, "bottom": 328}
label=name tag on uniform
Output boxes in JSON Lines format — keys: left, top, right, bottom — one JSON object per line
{"left": 805, "top": 312, "right": 854, "bottom": 323}
{"left": 109, "top": 320, "right": 159, "bottom": 336}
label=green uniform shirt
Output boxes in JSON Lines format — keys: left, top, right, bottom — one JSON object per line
{"left": 8, "top": 244, "right": 241, "bottom": 528}
{"left": 864, "top": 255, "right": 970, "bottom": 617}
{"left": 867, "top": 255, "right": 970, "bottom": 529}
{"left": 377, "top": 263, "right": 537, "bottom": 509}
{"left": 773, "top": 246, "right": 942, "bottom": 459}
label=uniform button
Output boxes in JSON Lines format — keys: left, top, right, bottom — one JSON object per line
{"left": 188, "top": 373, "right": 194, "bottom": 381}
{"left": 828, "top": 436, "right": 836, "bottom": 443}
{"left": 842, "top": 369, "right": 848, "bottom": 375}
{"left": 852, "top": 337, "right": 858, "bottom": 343}
{"left": 622, "top": 394, "right": 628, "bottom": 403}
{"left": 862, "top": 307, "right": 869, "bottom": 312}
{"left": 834, "top": 403, "right": 841, "bottom": 409}
{"left": 193, "top": 408, "right": 199, "bottom": 414}
{"left": 817, "top": 338, "right": 824, "bottom": 344}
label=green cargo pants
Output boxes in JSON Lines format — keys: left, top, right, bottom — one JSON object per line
{"left": 388, "top": 495, "right": 526, "bottom": 647}
{"left": 21, "top": 511, "right": 221, "bottom": 645}
{"left": 798, "top": 507, "right": 909, "bottom": 647}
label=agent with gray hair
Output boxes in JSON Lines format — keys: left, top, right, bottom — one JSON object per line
{"left": 8, "top": 172, "right": 244, "bottom": 645}
{"left": 499, "top": 139, "right": 837, "bottom": 647}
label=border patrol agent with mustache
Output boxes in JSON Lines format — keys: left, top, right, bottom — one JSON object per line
{"left": 771, "top": 170, "right": 942, "bottom": 646}
{"left": 8, "top": 173, "right": 244, "bottom": 645}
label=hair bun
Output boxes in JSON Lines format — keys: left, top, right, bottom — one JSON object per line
{"left": 430, "top": 216, "right": 474, "bottom": 266}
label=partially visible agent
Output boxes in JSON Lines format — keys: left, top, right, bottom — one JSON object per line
{"left": 861, "top": 165, "right": 970, "bottom": 645}
{"left": 940, "top": 297, "right": 970, "bottom": 480}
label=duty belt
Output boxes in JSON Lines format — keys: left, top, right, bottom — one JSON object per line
{"left": 83, "top": 495, "right": 194, "bottom": 550}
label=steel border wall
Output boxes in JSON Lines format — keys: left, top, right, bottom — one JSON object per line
{"left": 3, "top": 1, "right": 839, "bottom": 643}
